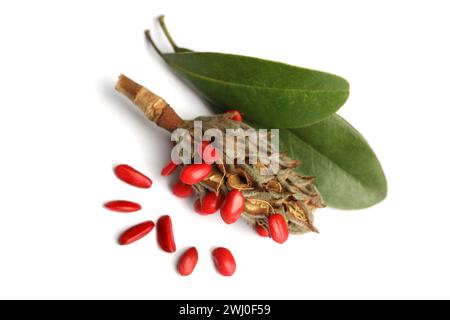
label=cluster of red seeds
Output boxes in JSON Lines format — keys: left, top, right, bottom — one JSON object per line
{"left": 167, "top": 110, "right": 289, "bottom": 244}
{"left": 104, "top": 164, "right": 236, "bottom": 276}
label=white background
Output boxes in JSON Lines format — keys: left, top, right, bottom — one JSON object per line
{"left": 0, "top": 0, "right": 449, "bottom": 300}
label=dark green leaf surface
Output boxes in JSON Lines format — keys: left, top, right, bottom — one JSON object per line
{"left": 278, "top": 115, "right": 387, "bottom": 209}
{"left": 162, "top": 52, "right": 349, "bottom": 128}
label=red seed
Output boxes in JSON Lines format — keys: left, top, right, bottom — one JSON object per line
{"left": 172, "top": 180, "right": 193, "bottom": 198}
{"left": 157, "top": 215, "right": 176, "bottom": 253}
{"left": 255, "top": 224, "right": 269, "bottom": 237}
{"left": 225, "top": 110, "right": 243, "bottom": 122}
{"left": 119, "top": 221, "right": 155, "bottom": 245}
{"left": 198, "top": 141, "right": 220, "bottom": 164}
{"left": 193, "top": 199, "right": 204, "bottom": 214}
{"left": 161, "top": 160, "right": 178, "bottom": 176}
{"left": 220, "top": 190, "right": 245, "bottom": 224}
{"left": 114, "top": 164, "right": 152, "bottom": 188}
{"left": 177, "top": 247, "right": 198, "bottom": 276}
{"left": 200, "top": 192, "right": 225, "bottom": 214}
{"left": 212, "top": 247, "right": 236, "bottom": 276}
{"left": 104, "top": 200, "right": 142, "bottom": 213}
{"left": 268, "top": 214, "right": 289, "bottom": 244}
{"left": 180, "top": 163, "right": 212, "bottom": 185}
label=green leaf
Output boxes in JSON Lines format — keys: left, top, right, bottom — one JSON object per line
{"left": 145, "top": 20, "right": 349, "bottom": 128}
{"left": 278, "top": 115, "right": 387, "bottom": 209}
{"left": 147, "top": 17, "right": 387, "bottom": 209}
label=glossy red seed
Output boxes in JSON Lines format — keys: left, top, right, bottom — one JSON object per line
{"left": 104, "top": 200, "right": 141, "bottom": 213}
{"left": 268, "top": 214, "right": 289, "bottom": 244}
{"left": 114, "top": 164, "right": 152, "bottom": 188}
{"left": 220, "top": 190, "right": 245, "bottom": 224}
{"left": 193, "top": 199, "right": 204, "bottom": 214}
{"left": 119, "top": 221, "right": 155, "bottom": 245}
{"left": 225, "top": 110, "right": 242, "bottom": 122}
{"left": 177, "top": 247, "right": 198, "bottom": 276}
{"left": 157, "top": 215, "right": 176, "bottom": 253}
{"left": 200, "top": 192, "right": 225, "bottom": 214}
{"left": 172, "top": 180, "right": 193, "bottom": 198}
{"left": 198, "top": 141, "right": 220, "bottom": 164}
{"left": 180, "top": 163, "right": 212, "bottom": 185}
{"left": 255, "top": 224, "right": 269, "bottom": 237}
{"left": 161, "top": 160, "right": 178, "bottom": 176}
{"left": 212, "top": 247, "right": 236, "bottom": 276}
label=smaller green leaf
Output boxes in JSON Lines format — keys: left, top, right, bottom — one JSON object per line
{"left": 145, "top": 19, "right": 350, "bottom": 128}
{"left": 278, "top": 115, "right": 387, "bottom": 209}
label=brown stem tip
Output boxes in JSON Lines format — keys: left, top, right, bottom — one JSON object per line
{"left": 115, "top": 74, "right": 183, "bottom": 132}
{"left": 115, "top": 74, "right": 142, "bottom": 101}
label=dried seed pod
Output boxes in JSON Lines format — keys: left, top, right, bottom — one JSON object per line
{"left": 287, "top": 202, "right": 308, "bottom": 222}
{"left": 215, "top": 162, "right": 226, "bottom": 174}
{"left": 180, "top": 115, "right": 325, "bottom": 233}
{"left": 200, "top": 170, "right": 224, "bottom": 192}
{"left": 265, "top": 179, "right": 283, "bottom": 193}
{"left": 244, "top": 198, "right": 271, "bottom": 216}
{"left": 226, "top": 168, "right": 254, "bottom": 191}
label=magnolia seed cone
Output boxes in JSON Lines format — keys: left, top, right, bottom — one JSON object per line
{"left": 116, "top": 75, "right": 325, "bottom": 235}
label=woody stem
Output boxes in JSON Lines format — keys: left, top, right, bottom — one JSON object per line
{"left": 115, "top": 74, "right": 184, "bottom": 132}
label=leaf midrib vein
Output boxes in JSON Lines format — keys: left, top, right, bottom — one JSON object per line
{"left": 166, "top": 59, "right": 349, "bottom": 94}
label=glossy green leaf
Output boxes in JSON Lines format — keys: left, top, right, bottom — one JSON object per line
{"left": 278, "top": 115, "right": 387, "bottom": 209}
{"left": 146, "top": 19, "right": 349, "bottom": 128}
{"left": 147, "top": 17, "right": 387, "bottom": 209}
